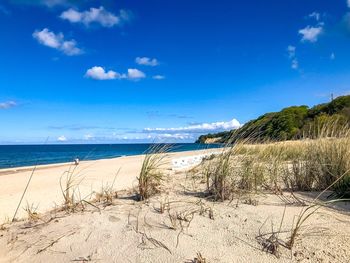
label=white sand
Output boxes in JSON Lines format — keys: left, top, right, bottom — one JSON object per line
{"left": 0, "top": 149, "right": 217, "bottom": 223}
{"left": 0, "top": 148, "right": 349, "bottom": 262}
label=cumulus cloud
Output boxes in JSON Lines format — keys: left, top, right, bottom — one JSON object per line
{"left": 144, "top": 119, "right": 241, "bottom": 134}
{"left": 153, "top": 75, "right": 165, "bottom": 80}
{"left": 85, "top": 66, "right": 119, "bottom": 80}
{"left": 60, "top": 7, "right": 131, "bottom": 27}
{"left": 135, "top": 57, "right": 159, "bottom": 66}
{"left": 85, "top": 66, "right": 146, "bottom": 80}
{"left": 0, "top": 101, "right": 17, "bottom": 109}
{"left": 57, "top": 135, "right": 67, "bottom": 142}
{"left": 33, "top": 28, "right": 82, "bottom": 56}
{"left": 299, "top": 26, "right": 323, "bottom": 43}
{"left": 127, "top": 68, "right": 146, "bottom": 80}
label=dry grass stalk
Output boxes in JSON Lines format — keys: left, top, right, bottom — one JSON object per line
{"left": 59, "top": 165, "right": 85, "bottom": 212}
{"left": 138, "top": 144, "right": 171, "bottom": 201}
{"left": 12, "top": 164, "right": 39, "bottom": 222}
{"left": 167, "top": 211, "right": 180, "bottom": 230}
{"left": 257, "top": 206, "right": 287, "bottom": 258}
{"left": 23, "top": 202, "right": 41, "bottom": 222}
{"left": 157, "top": 197, "right": 170, "bottom": 214}
{"left": 191, "top": 252, "right": 207, "bottom": 263}
{"left": 138, "top": 232, "right": 172, "bottom": 254}
{"left": 95, "top": 171, "right": 120, "bottom": 205}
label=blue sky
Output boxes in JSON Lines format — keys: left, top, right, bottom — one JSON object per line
{"left": 0, "top": 0, "right": 350, "bottom": 144}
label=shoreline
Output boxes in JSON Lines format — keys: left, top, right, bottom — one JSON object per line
{"left": 0, "top": 148, "right": 219, "bottom": 222}
{"left": 0, "top": 144, "right": 222, "bottom": 172}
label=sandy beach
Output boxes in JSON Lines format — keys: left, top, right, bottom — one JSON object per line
{"left": 0, "top": 147, "right": 350, "bottom": 262}
{"left": 0, "top": 149, "right": 216, "bottom": 223}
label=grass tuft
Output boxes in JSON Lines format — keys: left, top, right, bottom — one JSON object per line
{"left": 59, "top": 165, "right": 85, "bottom": 212}
{"left": 23, "top": 202, "right": 40, "bottom": 222}
{"left": 137, "top": 144, "right": 171, "bottom": 201}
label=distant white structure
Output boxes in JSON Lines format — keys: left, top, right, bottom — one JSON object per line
{"left": 172, "top": 151, "right": 221, "bottom": 170}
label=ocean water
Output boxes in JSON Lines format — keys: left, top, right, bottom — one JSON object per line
{"left": 0, "top": 143, "right": 222, "bottom": 169}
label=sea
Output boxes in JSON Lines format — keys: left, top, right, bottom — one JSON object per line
{"left": 0, "top": 143, "right": 222, "bottom": 169}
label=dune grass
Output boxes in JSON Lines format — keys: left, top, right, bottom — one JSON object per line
{"left": 195, "top": 122, "right": 350, "bottom": 254}
{"left": 203, "top": 122, "right": 350, "bottom": 197}
{"left": 137, "top": 144, "right": 171, "bottom": 201}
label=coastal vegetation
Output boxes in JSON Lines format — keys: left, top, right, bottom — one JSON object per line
{"left": 137, "top": 144, "right": 171, "bottom": 201}
{"left": 199, "top": 123, "right": 350, "bottom": 200}
{"left": 192, "top": 123, "right": 350, "bottom": 254}
{"left": 2, "top": 123, "right": 350, "bottom": 262}
{"left": 196, "top": 95, "right": 350, "bottom": 144}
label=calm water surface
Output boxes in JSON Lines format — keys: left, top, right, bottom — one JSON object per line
{"left": 0, "top": 143, "right": 222, "bottom": 169}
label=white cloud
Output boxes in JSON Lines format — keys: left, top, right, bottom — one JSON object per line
{"left": 60, "top": 9, "right": 81, "bottom": 23}
{"left": 60, "top": 7, "right": 131, "bottom": 27}
{"left": 85, "top": 66, "right": 119, "bottom": 80}
{"left": 127, "top": 68, "right": 146, "bottom": 80}
{"left": 309, "top": 12, "right": 321, "bottom": 21}
{"left": 57, "top": 135, "right": 67, "bottom": 142}
{"left": 153, "top": 75, "right": 165, "bottom": 80}
{"left": 299, "top": 26, "right": 323, "bottom": 43}
{"left": 60, "top": 40, "right": 81, "bottom": 55}
{"left": 291, "top": 59, "right": 299, "bottom": 70}
{"left": 0, "top": 101, "right": 17, "bottom": 109}
{"left": 33, "top": 28, "right": 61, "bottom": 48}
{"left": 85, "top": 66, "right": 146, "bottom": 81}
{"left": 33, "top": 28, "right": 82, "bottom": 56}
{"left": 144, "top": 118, "right": 241, "bottom": 134}
{"left": 135, "top": 57, "right": 159, "bottom": 66}
{"left": 141, "top": 118, "right": 241, "bottom": 142}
